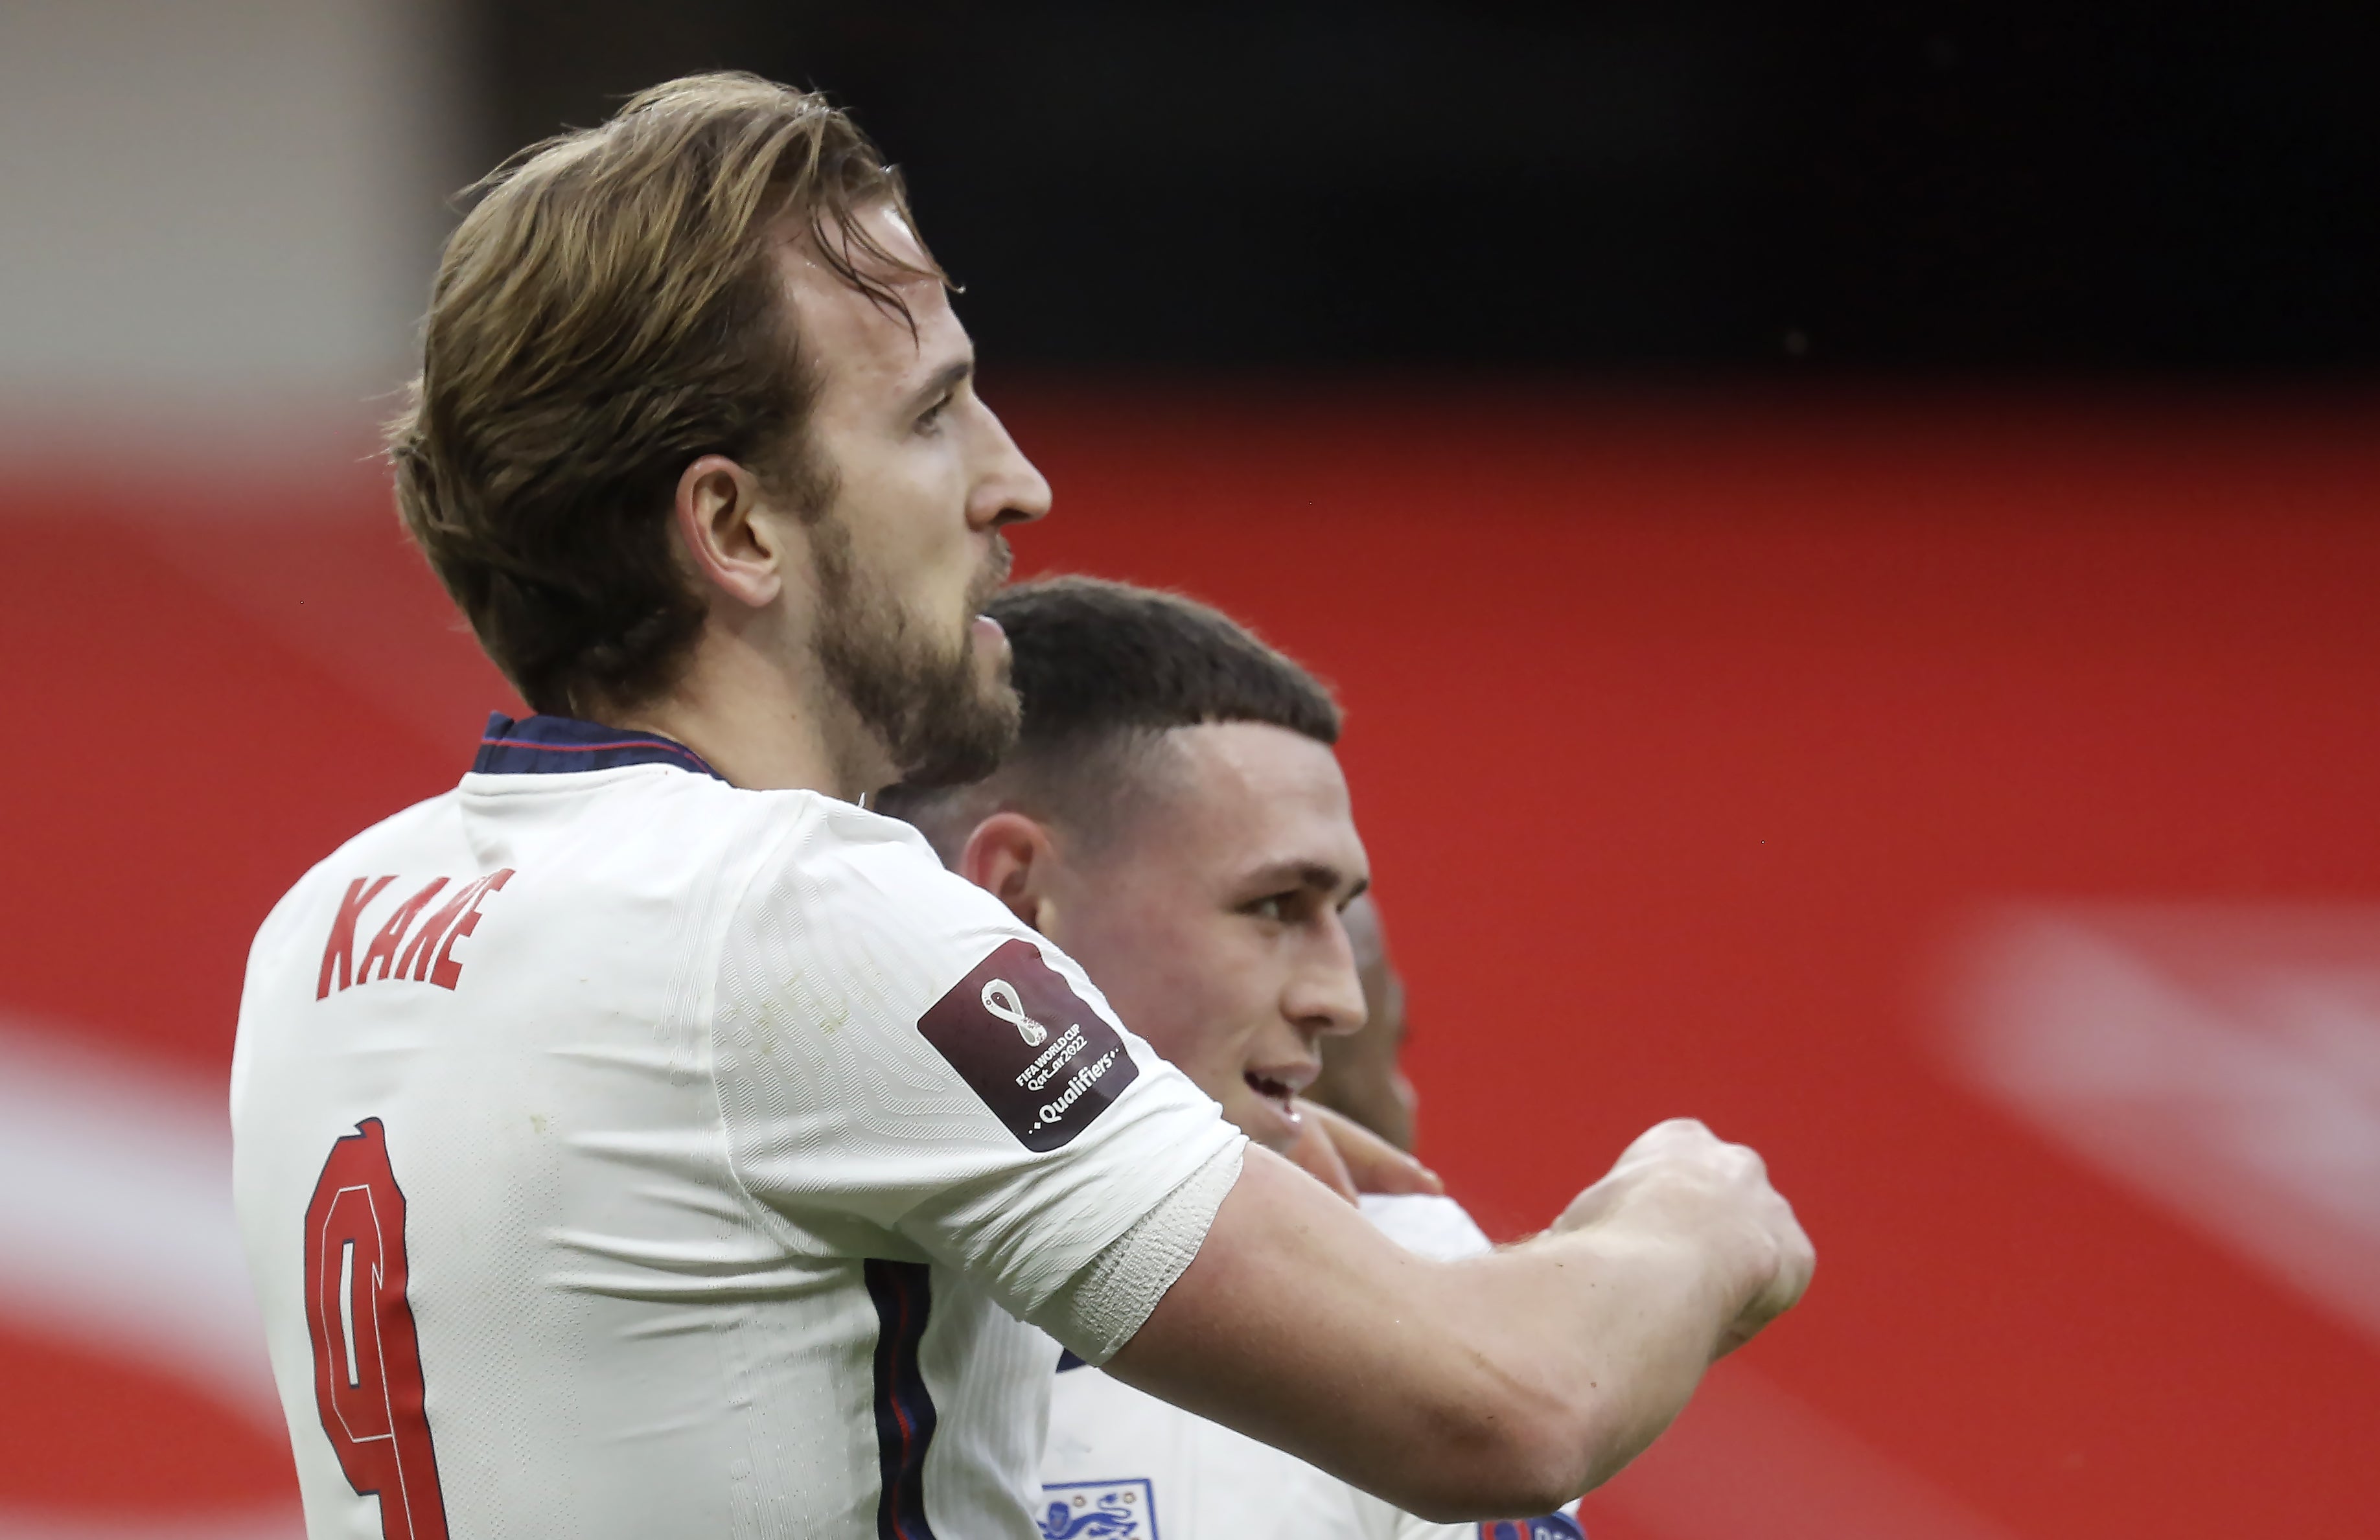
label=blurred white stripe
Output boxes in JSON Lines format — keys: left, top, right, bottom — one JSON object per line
{"left": 0, "top": 1022, "right": 278, "bottom": 1416}
{"left": 1951, "top": 908, "right": 2380, "bottom": 1345}
{"left": 0, "top": 1019, "right": 301, "bottom": 1539}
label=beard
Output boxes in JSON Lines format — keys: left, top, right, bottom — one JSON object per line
{"left": 809, "top": 512, "right": 1019, "bottom": 788}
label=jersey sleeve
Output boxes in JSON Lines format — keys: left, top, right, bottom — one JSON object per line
{"left": 708, "top": 807, "right": 1243, "bottom": 1339}
{"left": 1358, "top": 1193, "right": 1496, "bottom": 1261}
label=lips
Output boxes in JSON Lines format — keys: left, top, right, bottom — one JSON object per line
{"left": 1243, "top": 1062, "right": 1318, "bottom": 1115}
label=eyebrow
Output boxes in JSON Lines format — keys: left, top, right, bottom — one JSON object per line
{"left": 1246, "top": 860, "right": 1369, "bottom": 904}
{"left": 903, "top": 356, "right": 973, "bottom": 417}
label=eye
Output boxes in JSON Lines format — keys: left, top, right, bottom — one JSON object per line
{"left": 916, "top": 393, "right": 953, "bottom": 433}
{"left": 1244, "top": 892, "right": 1296, "bottom": 925}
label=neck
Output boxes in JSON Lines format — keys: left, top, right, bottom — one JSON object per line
{"left": 604, "top": 629, "right": 892, "bottom": 799}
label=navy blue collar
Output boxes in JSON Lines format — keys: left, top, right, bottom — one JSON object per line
{"left": 472, "top": 713, "right": 724, "bottom": 780}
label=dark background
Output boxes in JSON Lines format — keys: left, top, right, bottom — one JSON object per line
{"left": 476, "top": 1, "right": 2378, "bottom": 372}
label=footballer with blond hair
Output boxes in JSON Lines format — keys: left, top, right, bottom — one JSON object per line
{"left": 232, "top": 73, "right": 1811, "bottom": 1540}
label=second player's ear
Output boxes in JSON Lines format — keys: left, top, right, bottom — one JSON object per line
{"left": 956, "top": 812, "right": 1060, "bottom": 934}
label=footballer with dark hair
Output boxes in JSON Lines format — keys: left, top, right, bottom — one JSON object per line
{"left": 886, "top": 575, "right": 1582, "bottom": 1537}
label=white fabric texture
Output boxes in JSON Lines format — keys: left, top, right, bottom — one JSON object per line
{"left": 1357, "top": 1192, "right": 1496, "bottom": 1262}
{"left": 231, "top": 757, "right": 1240, "bottom": 1540}
{"left": 1057, "top": 1140, "right": 1246, "bottom": 1365}
{"left": 1041, "top": 1193, "right": 1582, "bottom": 1540}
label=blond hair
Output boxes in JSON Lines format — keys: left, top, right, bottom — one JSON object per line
{"left": 389, "top": 73, "right": 934, "bottom": 714}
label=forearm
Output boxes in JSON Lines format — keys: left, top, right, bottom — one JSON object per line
{"left": 1102, "top": 1147, "right": 1764, "bottom": 1519}
{"left": 1452, "top": 1223, "right": 1757, "bottom": 1495}
{"left": 1330, "top": 1222, "right": 1758, "bottom": 1513}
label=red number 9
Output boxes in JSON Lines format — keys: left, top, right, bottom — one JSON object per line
{"left": 303, "top": 1119, "right": 451, "bottom": 1540}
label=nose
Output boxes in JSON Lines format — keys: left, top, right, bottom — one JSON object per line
{"left": 1284, "top": 913, "right": 1368, "bottom": 1043}
{"left": 968, "top": 400, "right": 1052, "bottom": 533}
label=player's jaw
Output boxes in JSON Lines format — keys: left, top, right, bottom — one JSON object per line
{"left": 809, "top": 517, "right": 1021, "bottom": 790}
{"left": 770, "top": 199, "right": 1044, "bottom": 794}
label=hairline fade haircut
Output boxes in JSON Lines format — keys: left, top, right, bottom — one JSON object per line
{"left": 879, "top": 575, "right": 1343, "bottom": 861}
{"left": 389, "top": 72, "right": 939, "bottom": 717}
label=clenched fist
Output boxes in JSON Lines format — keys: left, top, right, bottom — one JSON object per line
{"left": 1554, "top": 1118, "right": 1814, "bottom": 1355}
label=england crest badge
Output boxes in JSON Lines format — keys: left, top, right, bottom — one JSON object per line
{"left": 1038, "top": 1477, "right": 1158, "bottom": 1538}
{"left": 1479, "top": 1515, "right": 1586, "bottom": 1539}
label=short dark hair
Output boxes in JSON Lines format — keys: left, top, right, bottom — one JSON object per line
{"left": 389, "top": 73, "right": 937, "bottom": 716}
{"left": 879, "top": 575, "right": 1340, "bottom": 856}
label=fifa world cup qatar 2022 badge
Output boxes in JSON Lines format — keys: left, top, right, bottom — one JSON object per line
{"left": 918, "top": 937, "right": 1140, "bottom": 1151}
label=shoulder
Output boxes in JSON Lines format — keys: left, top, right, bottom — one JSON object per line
{"left": 716, "top": 797, "right": 1123, "bottom": 1061}
{"left": 778, "top": 799, "right": 993, "bottom": 909}
{"left": 732, "top": 798, "right": 1034, "bottom": 960}
{"left": 305, "top": 786, "right": 467, "bottom": 876}
{"left": 250, "top": 788, "right": 465, "bottom": 945}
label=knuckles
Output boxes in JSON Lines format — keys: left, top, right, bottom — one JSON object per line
{"left": 1568, "top": 1118, "right": 1817, "bottom": 1351}
{"left": 1569, "top": 1120, "right": 1812, "bottom": 1289}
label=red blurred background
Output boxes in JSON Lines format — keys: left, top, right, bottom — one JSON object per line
{"left": 3, "top": 387, "right": 2374, "bottom": 1539}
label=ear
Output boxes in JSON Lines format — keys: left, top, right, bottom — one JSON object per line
{"left": 673, "top": 454, "right": 781, "bottom": 608}
{"left": 955, "top": 811, "right": 1061, "bottom": 934}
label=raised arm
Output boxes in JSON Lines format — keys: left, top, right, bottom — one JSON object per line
{"left": 1101, "top": 1118, "right": 1813, "bottom": 1522}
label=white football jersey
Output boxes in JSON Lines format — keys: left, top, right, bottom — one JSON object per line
{"left": 231, "top": 714, "right": 1242, "bottom": 1540}
{"left": 1039, "top": 1195, "right": 1585, "bottom": 1540}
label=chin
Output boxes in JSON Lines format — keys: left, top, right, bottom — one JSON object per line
{"left": 1223, "top": 1089, "right": 1302, "bottom": 1153}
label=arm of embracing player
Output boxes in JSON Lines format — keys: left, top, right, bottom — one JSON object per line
{"left": 1100, "top": 1118, "right": 1814, "bottom": 1523}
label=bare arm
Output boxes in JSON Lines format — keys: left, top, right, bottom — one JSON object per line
{"left": 1101, "top": 1119, "right": 1812, "bottom": 1522}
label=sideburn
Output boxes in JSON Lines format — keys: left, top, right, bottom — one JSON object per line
{"left": 808, "top": 509, "right": 1020, "bottom": 788}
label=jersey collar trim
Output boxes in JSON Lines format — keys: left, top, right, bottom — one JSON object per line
{"left": 472, "top": 713, "right": 724, "bottom": 781}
